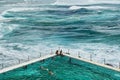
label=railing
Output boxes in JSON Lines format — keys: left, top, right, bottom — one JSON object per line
{"left": 0, "top": 50, "right": 54, "bottom": 70}
{"left": 0, "top": 48, "right": 120, "bottom": 71}
{"left": 64, "top": 49, "right": 120, "bottom": 70}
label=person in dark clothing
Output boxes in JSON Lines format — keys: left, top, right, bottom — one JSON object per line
{"left": 60, "top": 50, "right": 63, "bottom": 56}
{"left": 55, "top": 50, "right": 59, "bottom": 55}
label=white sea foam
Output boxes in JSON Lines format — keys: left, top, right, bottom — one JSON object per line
{"left": 0, "top": 41, "right": 120, "bottom": 68}
{"left": 53, "top": 0, "right": 92, "bottom": 5}
{"left": 54, "top": 0, "right": 120, "bottom": 5}
{"left": 69, "top": 6, "right": 82, "bottom": 10}
{"left": 24, "top": 0, "right": 56, "bottom": 4}
{"left": 69, "top": 5, "right": 110, "bottom": 10}
{"left": 0, "top": 42, "right": 60, "bottom": 67}
{"left": 2, "top": 8, "right": 36, "bottom": 13}
{"left": 0, "top": 15, "right": 12, "bottom": 23}
{"left": 0, "top": 23, "right": 18, "bottom": 38}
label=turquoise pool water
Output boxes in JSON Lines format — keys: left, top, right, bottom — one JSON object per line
{"left": 0, "top": 56, "right": 120, "bottom": 80}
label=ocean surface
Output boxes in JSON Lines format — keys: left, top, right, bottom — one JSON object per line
{"left": 0, "top": 1, "right": 120, "bottom": 67}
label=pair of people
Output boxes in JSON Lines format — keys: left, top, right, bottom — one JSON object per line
{"left": 55, "top": 50, "right": 63, "bottom": 56}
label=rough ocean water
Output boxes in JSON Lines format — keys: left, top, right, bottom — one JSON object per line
{"left": 0, "top": 0, "right": 120, "bottom": 68}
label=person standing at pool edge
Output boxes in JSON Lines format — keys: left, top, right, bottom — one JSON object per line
{"left": 60, "top": 50, "right": 63, "bottom": 56}
{"left": 55, "top": 50, "right": 59, "bottom": 55}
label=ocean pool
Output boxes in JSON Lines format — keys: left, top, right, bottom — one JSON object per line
{"left": 0, "top": 56, "right": 120, "bottom": 80}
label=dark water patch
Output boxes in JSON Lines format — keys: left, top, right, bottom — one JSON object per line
{"left": 45, "top": 8, "right": 94, "bottom": 16}
{"left": 74, "top": 29, "right": 105, "bottom": 35}
{"left": 6, "top": 30, "right": 26, "bottom": 37}
{"left": 100, "top": 34, "right": 120, "bottom": 44}
{"left": 30, "top": 27, "right": 51, "bottom": 31}
{"left": 88, "top": 21, "right": 120, "bottom": 27}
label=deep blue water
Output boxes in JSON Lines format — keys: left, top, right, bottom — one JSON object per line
{"left": 0, "top": 1, "right": 120, "bottom": 67}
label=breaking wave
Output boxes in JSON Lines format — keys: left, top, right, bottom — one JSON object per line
{"left": 69, "top": 6, "right": 110, "bottom": 10}
{"left": 54, "top": 0, "right": 120, "bottom": 5}
{"left": 0, "top": 23, "right": 18, "bottom": 38}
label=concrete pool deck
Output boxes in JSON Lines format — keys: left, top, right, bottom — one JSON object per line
{"left": 64, "top": 53, "right": 120, "bottom": 72}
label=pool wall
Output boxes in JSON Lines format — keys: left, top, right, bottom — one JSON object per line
{"left": 63, "top": 56, "right": 120, "bottom": 80}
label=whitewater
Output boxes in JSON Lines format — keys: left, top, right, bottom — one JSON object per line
{"left": 0, "top": 0, "right": 120, "bottom": 68}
